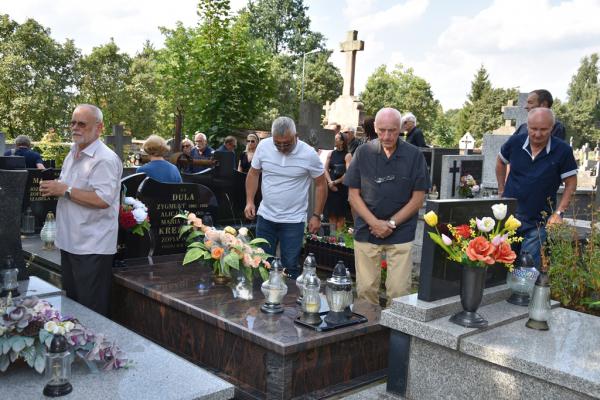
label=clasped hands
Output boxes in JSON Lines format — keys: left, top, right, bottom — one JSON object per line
{"left": 39, "top": 179, "right": 67, "bottom": 197}
{"left": 369, "top": 219, "right": 395, "bottom": 239}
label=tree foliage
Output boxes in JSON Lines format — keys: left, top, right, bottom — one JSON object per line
{"left": 0, "top": 15, "right": 79, "bottom": 140}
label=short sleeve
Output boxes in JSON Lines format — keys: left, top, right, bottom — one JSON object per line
{"left": 251, "top": 141, "right": 264, "bottom": 170}
{"left": 304, "top": 146, "right": 323, "bottom": 178}
{"left": 499, "top": 135, "right": 517, "bottom": 164}
{"left": 90, "top": 154, "right": 122, "bottom": 206}
{"left": 559, "top": 145, "right": 578, "bottom": 180}
{"left": 344, "top": 145, "right": 362, "bottom": 188}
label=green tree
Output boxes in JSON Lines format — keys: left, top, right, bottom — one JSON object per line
{"left": 468, "top": 65, "right": 492, "bottom": 103}
{"left": 564, "top": 53, "right": 600, "bottom": 145}
{"left": 0, "top": 15, "right": 80, "bottom": 139}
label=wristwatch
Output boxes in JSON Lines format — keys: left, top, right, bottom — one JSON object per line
{"left": 64, "top": 186, "right": 73, "bottom": 200}
{"left": 555, "top": 210, "right": 563, "bottom": 217}
{"left": 388, "top": 219, "right": 396, "bottom": 229}
{"left": 312, "top": 213, "right": 323, "bottom": 222}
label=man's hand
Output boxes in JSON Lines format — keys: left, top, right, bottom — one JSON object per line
{"left": 328, "top": 182, "right": 339, "bottom": 192}
{"left": 39, "top": 180, "right": 67, "bottom": 197}
{"left": 244, "top": 203, "right": 256, "bottom": 220}
{"left": 308, "top": 215, "right": 321, "bottom": 234}
{"left": 546, "top": 212, "right": 563, "bottom": 226}
{"left": 369, "top": 219, "right": 393, "bottom": 239}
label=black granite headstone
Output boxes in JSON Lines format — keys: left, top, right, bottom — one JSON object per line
{"left": 430, "top": 148, "right": 460, "bottom": 193}
{"left": 23, "top": 168, "right": 61, "bottom": 232}
{"left": 115, "top": 173, "right": 149, "bottom": 261}
{"left": 418, "top": 198, "right": 518, "bottom": 301}
{"left": 0, "top": 156, "right": 26, "bottom": 170}
{"left": 0, "top": 169, "right": 29, "bottom": 279}
{"left": 213, "top": 151, "right": 235, "bottom": 178}
{"left": 460, "top": 159, "right": 483, "bottom": 185}
{"left": 138, "top": 178, "right": 218, "bottom": 256}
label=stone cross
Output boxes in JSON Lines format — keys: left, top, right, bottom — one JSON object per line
{"left": 340, "top": 30, "right": 364, "bottom": 97}
{"left": 502, "top": 93, "right": 529, "bottom": 128}
{"left": 449, "top": 160, "right": 460, "bottom": 197}
{"left": 104, "top": 124, "right": 132, "bottom": 161}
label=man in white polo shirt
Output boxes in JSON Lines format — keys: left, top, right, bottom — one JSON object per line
{"left": 244, "top": 116, "right": 327, "bottom": 278}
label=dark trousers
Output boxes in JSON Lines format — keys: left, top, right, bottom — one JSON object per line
{"left": 60, "top": 250, "right": 114, "bottom": 316}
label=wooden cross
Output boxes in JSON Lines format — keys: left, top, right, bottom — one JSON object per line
{"left": 340, "top": 30, "right": 364, "bottom": 96}
{"left": 104, "top": 124, "right": 132, "bottom": 161}
{"left": 449, "top": 160, "right": 460, "bottom": 197}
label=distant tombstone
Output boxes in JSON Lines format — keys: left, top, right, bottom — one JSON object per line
{"left": 420, "top": 148, "right": 461, "bottom": 193}
{"left": 0, "top": 169, "right": 29, "bottom": 279}
{"left": 213, "top": 151, "right": 235, "bottom": 178}
{"left": 502, "top": 93, "right": 529, "bottom": 129}
{"left": 115, "top": 173, "right": 149, "bottom": 261}
{"left": 22, "top": 168, "right": 61, "bottom": 232}
{"left": 104, "top": 125, "right": 132, "bottom": 161}
{"left": 298, "top": 102, "right": 335, "bottom": 150}
{"left": 138, "top": 178, "right": 218, "bottom": 256}
{"left": 0, "top": 156, "right": 26, "bottom": 170}
{"left": 121, "top": 167, "right": 138, "bottom": 179}
{"left": 439, "top": 155, "right": 484, "bottom": 199}
{"left": 120, "top": 172, "right": 146, "bottom": 198}
{"left": 459, "top": 132, "right": 475, "bottom": 155}
{"left": 418, "top": 198, "right": 517, "bottom": 301}
{"left": 481, "top": 134, "right": 511, "bottom": 191}
{"left": 0, "top": 131, "right": 5, "bottom": 154}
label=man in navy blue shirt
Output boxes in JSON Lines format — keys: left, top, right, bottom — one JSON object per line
{"left": 216, "top": 136, "right": 237, "bottom": 169}
{"left": 512, "top": 89, "right": 566, "bottom": 140}
{"left": 4, "top": 135, "right": 45, "bottom": 169}
{"left": 496, "top": 108, "right": 577, "bottom": 267}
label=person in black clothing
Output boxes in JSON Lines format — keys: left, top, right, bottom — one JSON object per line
{"left": 363, "top": 117, "right": 377, "bottom": 142}
{"left": 238, "top": 133, "right": 259, "bottom": 173}
{"left": 4, "top": 135, "right": 45, "bottom": 169}
{"left": 511, "top": 89, "right": 566, "bottom": 140}
{"left": 324, "top": 133, "right": 352, "bottom": 232}
{"left": 401, "top": 112, "right": 427, "bottom": 147}
{"left": 341, "top": 126, "right": 360, "bottom": 155}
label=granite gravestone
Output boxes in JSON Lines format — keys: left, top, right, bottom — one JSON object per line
{"left": 138, "top": 178, "right": 218, "bottom": 256}
{"left": 420, "top": 148, "right": 461, "bottom": 194}
{"left": 502, "top": 93, "right": 529, "bottom": 129}
{"left": 23, "top": 168, "right": 61, "bottom": 232}
{"left": 481, "top": 134, "right": 511, "bottom": 192}
{"left": 297, "top": 102, "right": 335, "bottom": 150}
{"left": 0, "top": 156, "right": 26, "bottom": 170}
{"left": 104, "top": 124, "right": 132, "bottom": 161}
{"left": 439, "top": 155, "right": 484, "bottom": 199}
{"left": 0, "top": 169, "right": 29, "bottom": 279}
{"left": 115, "top": 173, "right": 149, "bottom": 261}
{"left": 418, "top": 198, "right": 517, "bottom": 301}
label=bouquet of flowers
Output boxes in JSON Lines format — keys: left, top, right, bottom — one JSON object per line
{"left": 305, "top": 226, "right": 355, "bottom": 249}
{"left": 457, "top": 174, "right": 479, "bottom": 198}
{"left": 119, "top": 197, "right": 150, "bottom": 236}
{"left": 175, "top": 212, "right": 271, "bottom": 282}
{"left": 424, "top": 203, "right": 522, "bottom": 269}
{"left": 0, "top": 294, "right": 128, "bottom": 373}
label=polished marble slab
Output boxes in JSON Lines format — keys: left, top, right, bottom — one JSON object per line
{"left": 17, "top": 275, "right": 63, "bottom": 298}
{"left": 2, "top": 295, "right": 234, "bottom": 400}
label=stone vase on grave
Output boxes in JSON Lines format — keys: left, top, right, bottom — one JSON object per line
{"left": 449, "top": 265, "right": 488, "bottom": 328}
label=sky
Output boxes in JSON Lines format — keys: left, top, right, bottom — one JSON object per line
{"left": 3, "top": 0, "right": 600, "bottom": 110}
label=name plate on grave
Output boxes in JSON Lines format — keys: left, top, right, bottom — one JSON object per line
{"left": 25, "top": 169, "right": 61, "bottom": 232}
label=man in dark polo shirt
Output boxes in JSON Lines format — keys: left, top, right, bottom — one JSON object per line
{"left": 496, "top": 107, "right": 577, "bottom": 267}
{"left": 4, "top": 135, "right": 45, "bottom": 169}
{"left": 344, "top": 107, "right": 430, "bottom": 306}
{"left": 512, "top": 89, "right": 566, "bottom": 140}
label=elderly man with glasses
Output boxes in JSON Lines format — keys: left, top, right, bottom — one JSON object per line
{"left": 344, "top": 108, "right": 430, "bottom": 306}
{"left": 244, "top": 116, "right": 327, "bottom": 278}
{"left": 192, "top": 131, "right": 214, "bottom": 160}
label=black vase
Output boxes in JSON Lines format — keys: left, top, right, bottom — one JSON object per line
{"left": 449, "top": 265, "right": 488, "bottom": 328}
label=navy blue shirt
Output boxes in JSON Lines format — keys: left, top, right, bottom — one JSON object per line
{"left": 500, "top": 135, "right": 577, "bottom": 228}
{"left": 4, "top": 147, "right": 43, "bottom": 168}
{"left": 405, "top": 127, "right": 427, "bottom": 147}
{"left": 344, "top": 139, "right": 430, "bottom": 244}
{"left": 513, "top": 120, "right": 566, "bottom": 141}
{"left": 137, "top": 159, "right": 182, "bottom": 183}
{"left": 185, "top": 146, "right": 214, "bottom": 173}
{"left": 216, "top": 144, "right": 237, "bottom": 168}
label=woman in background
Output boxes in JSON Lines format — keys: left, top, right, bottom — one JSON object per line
{"left": 137, "top": 135, "right": 182, "bottom": 183}
{"left": 238, "top": 133, "right": 259, "bottom": 173}
{"left": 324, "top": 133, "right": 352, "bottom": 232}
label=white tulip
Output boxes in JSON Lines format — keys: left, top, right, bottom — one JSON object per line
{"left": 491, "top": 203, "right": 507, "bottom": 220}
{"left": 124, "top": 197, "right": 136, "bottom": 206}
{"left": 132, "top": 208, "right": 148, "bottom": 224}
{"left": 238, "top": 227, "right": 249, "bottom": 237}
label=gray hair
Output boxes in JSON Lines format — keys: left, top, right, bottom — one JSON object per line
{"left": 528, "top": 107, "right": 555, "bottom": 126}
{"left": 375, "top": 108, "right": 402, "bottom": 127}
{"left": 15, "top": 135, "right": 32, "bottom": 148}
{"left": 342, "top": 125, "right": 356, "bottom": 134}
{"left": 271, "top": 116, "right": 296, "bottom": 137}
{"left": 194, "top": 132, "right": 207, "bottom": 141}
{"left": 401, "top": 112, "right": 417, "bottom": 125}
{"left": 76, "top": 104, "right": 103, "bottom": 122}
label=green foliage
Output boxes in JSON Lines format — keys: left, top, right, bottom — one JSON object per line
{"left": 468, "top": 65, "right": 492, "bottom": 103}
{"left": 546, "top": 218, "right": 600, "bottom": 315}
{"left": 37, "top": 129, "right": 70, "bottom": 167}
{"left": 0, "top": 15, "right": 80, "bottom": 140}
{"left": 360, "top": 64, "right": 440, "bottom": 137}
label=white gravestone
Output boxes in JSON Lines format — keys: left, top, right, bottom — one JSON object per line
{"left": 440, "top": 154, "right": 484, "bottom": 199}
{"left": 459, "top": 132, "right": 475, "bottom": 155}
{"left": 481, "top": 133, "right": 511, "bottom": 191}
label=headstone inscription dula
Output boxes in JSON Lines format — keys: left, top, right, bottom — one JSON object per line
{"left": 439, "top": 155, "right": 484, "bottom": 199}
{"left": 418, "top": 198, "right": 517, "bottom": 302}
{"left": 138, "top": 178, "right": 218, "bottom": 256}
{"left": 23, "top": 168, "right": 61, "bottom": 232}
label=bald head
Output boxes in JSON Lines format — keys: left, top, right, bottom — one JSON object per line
{"left": 527, "top": 108, "right": 555, "bottom": 148}
{"left": 528, "top": 107, "right": 555, "bottom": 126}
{"left": 374, "top": 108, "right": 402, "bottom": 151}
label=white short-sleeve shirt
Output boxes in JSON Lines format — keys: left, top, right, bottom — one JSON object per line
{"left": 251, "top": 137, "right": 324, "bottom": 223}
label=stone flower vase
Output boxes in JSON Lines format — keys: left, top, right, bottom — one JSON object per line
{"left": 449, "top": 265, "right": 488, "bottom": 328}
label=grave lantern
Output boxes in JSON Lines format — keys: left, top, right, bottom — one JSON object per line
{"left": 1, "top": 256, "right": 20, "bottom": 297}
{"left": 300, "top": 271, "right": 322, "bottom": 325}
{"left": 526, "top": 270, "right": 552, "bottom": 331}
{"left": 43, "top": 335, "right": 73, "bottom": 397}
{"left": 507, "top": 252, "right": 539, "bottom": 306}
{"left": 324, "top": 260, "right": 353, "bottom": 325}
{"left": 261, "top": 258, "right": 287, "bottom": 314}
{"left": 40, "top": 211, "right": 56, "bottom": 250}
{"left": 296, "top": 253, "right": 318, "bottom": 304}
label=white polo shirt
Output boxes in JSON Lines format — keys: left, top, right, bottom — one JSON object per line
{"left": 251, "top": 137, "right": 324, "bottom": 223}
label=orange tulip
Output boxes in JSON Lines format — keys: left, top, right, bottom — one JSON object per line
{"left": 211, "top": 247, "right": 224, "bottom": 259}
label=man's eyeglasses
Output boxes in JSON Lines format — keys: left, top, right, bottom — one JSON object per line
{"left": 70, "top": 120, "right": 88, "bottom": 128}
{"left": 182, "top": 144, "right": 191, "bottom": 148}
{"left": 374, "top": 175, "right": 395, "bottom": 184}
{"left": 247, "top": 140, "right": 257, "bottom": 143}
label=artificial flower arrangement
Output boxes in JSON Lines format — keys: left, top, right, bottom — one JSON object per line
{"left": 119, "top": 197, "right": 150, "bottom": 236}
{"left": 0, "top": 294, "right": 128, "bottom": 373}
{"left": 424, "top": 203, "right": 522, "bottom": 269}
{"left": 305, "top": 226, "right": 355, "bottom": 249}
{"left": 457, "top": 174, "right": 480, "bottom": 198}
{"left": 175, "top": 212, "right": 271, "bottom": 282}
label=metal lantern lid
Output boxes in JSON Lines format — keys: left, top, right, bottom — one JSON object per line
{"left": 534, "top": 270, "right": 550, "bottom": 287}
{"left": 305, "top": 271, "right": 320, "bottom": 289}
{"left": 519, "top": 251, "right": 534, "bottom": 269}
{"left": 49, "top": 335, "right": 68, "bottom": 353}
{"left": 327, "top": 260, "right": 352, "bottom": 289}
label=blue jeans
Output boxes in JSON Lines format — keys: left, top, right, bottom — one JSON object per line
{"left": 518, "top": 226, "right": 547, "bottom": 269}
{"left": 256, "top": 215, "right": 305, "bottom": 278}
